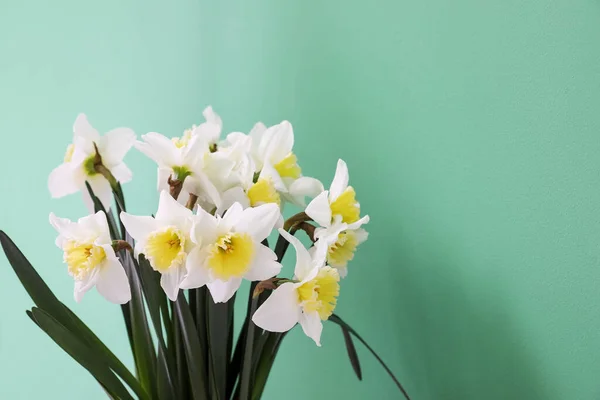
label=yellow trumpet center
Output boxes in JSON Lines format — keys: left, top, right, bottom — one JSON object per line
{"left": 64, "top": 240, "right": 106, "bottom": 280}
{"left": 274, "top": 152, "right": 302, "bottom": 179}
{"left": 247, "top": 178, "right": 281, "bottom": 207}
{"left": 144, "top": 227, "right": 186, "bottom": 272}
{"left": 330, "top": 186, "right": 360, "bottom": 224}
{"left": 327, "top": 230, "right": 359, "bottom": 268}
{"left": 64, "top": 144, "right": 75, "bottom": 163}
{"left": 296, "top": 267, "right": 340, "bottom": 320}
{"left": 207, "top": 233, "right": 255, "bottom": 280}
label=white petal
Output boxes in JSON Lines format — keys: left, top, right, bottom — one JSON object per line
{"left": 260, "top": 162, "right": 287, "bottom": 193}
{"left": 346, "top": 215, "right": 370, "bottom": 231}
{"left": 157, "top": 168, "right": 172, "bottom": 192}
{"left": 221, "top": 202, "right": 244, "bottom": 230}
{"left": 337, "top": 266, "right": 348, "bottom": 279}
{"left": 189, "top": 171, "right": 221, "bottom": 209}
{"left": 218, "top": 187, "right": 250, "bottom": 215}
{"left": 207, "top": 278, "right": 242, "bottom": 303}
{"left": 244, "top": 244, "right": 281, "bottom": 281}
{"left": 264, "top": 121, "right": 294, "bottom": 164}
{"left": 252, "top": 282, "right": 300, "bottom": 332}
{"left": 81, "top": 211, "right": 111, "bottom": 244}
{"left": 101, "top": 127, "right": 136, "bottom": 165}
{"left": 136, "top": 133, "right": 178, "bottom": 167}
{"left": 277, "top": 228, "right": 313, "bottom": 281}
{"left": 87, "top": 176, "right": 112, "bottom": 212}
{"left": 110, "top": 163, "right": 133, "bottom": 184}
{"left": 96, "top": 259, "right": 131, "bottom": 304}
{"left": 73, "top": 268, "right": 100, "bottom": 303}
{"left": 48, "top": 163, "right": 80, "bottom": 198}
{"left": 120, "top": 213, "right": 158, "bottom": 242}
{"left": 180, "top": 247, "right": 211, "bottom": 289}
{"left": 329, "top": 159, "right": 349, "bottom": 201}
{"left": 287, "top": 177, "right": 324, "bottom": 207}
{"left": 236, "top": 203, "right": 280, "bottom": 241}
{"left": 299, "top": 311, "right": 323, "bottom": 346}
{"left": 155, "top": 190, "right": 192, "bottom": 222}
{"left": 305, "top": 191, "right": 332, "bottom": 227}
{"left": 73, "top": 113, "right": 100, "bottom": 142}
{"left": 191, "top": 208, "right": 218, "bottom": 245}
{"left": 160, "top": 264, "right": 186, "bottom": 301}
{"left": 354, "top": 228, "right": 369, "bottom": 245}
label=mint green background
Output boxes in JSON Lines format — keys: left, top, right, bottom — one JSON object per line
{"left": 2, "top": 1, "right": 600, "bottom": 399}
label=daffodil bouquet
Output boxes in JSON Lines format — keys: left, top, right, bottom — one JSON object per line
{"left": 0, "top": 108, "right": 409, "bottom": 400}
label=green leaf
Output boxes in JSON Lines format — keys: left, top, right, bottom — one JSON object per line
{"left": 0, "top": 230, "right": 148, "bottom": 399}
{"left": 251, "top": 332, "right": 286, "bottom": 400}
{"left": 173, "top": 293, "right": 209, "bottom": 400}
{"left": 329, "top": 314, "right": 411, "bottom": 400}
{"left": 31, "top": 307, "right": 135, "bottom": 400}
{"left": 340, "top": 324, "right": 362, "bottom": 380}
{"left": 206, "top": 294, "right": 234, "bottom": 400}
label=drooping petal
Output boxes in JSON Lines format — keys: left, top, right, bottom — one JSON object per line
{"left": 305, "top": 190, "right": 332, "bottom": 227}
{"left": 346, "top": 215, "right": 370, "bottom": 231}
{"left": 110, "top": 163, "right": 133, "bottom": 184}
{"left": 120, "top": 213, "right": 159, "bottom": 242}
{"left": 207, "top": 277, "right": 242, "bottom": 303}
{"left": 252, "top": 282, "right": 300, "bottom": 332}
{"left": 101, "top": 127, "right": 136, "bottom": 166}
{"left": 73, "top": 113, "right": 100, "bottom": 142}
{"left": 244, "top": 244, "right": 281, "bottom": 281}
{"left": 287, "top": 177, "right": 324, "bottom": 207}
{"left": 160, "top": 264, "right": 186, "bottom": 301}
{"left": 96, "top": 258, "right": 131, "bottom": 304}
{"left": 48, "top": 163, "right": 80, "bottom": 198}
{"left": 73, "top": 267, "right": 100, "bottom": 303}
{"left": 298, "top": 311, "right": 323, "bottom": 346}
{"left": 180, "top": 247, "right": 211, "bottom": 289}
{"left": 155, "top": 190, "right": 193, "bottom": 223}
{"left": 354, "top": 228, "right": 369, "bottom": 245}
{"left": 329, "top": 159, "right": 349, "bottom": 201}
{"left": 236, "top": 203, "right": 280, "bottom": 241}
{"left": 278, "top": 228, "right": 313, "bottom": 281}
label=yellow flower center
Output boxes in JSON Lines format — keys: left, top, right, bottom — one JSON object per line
{"left": 64, "top": 144, "right": 75, "bottom": 163}
{"left": 64, "top": 240, "right": 106, "bottom": 280}
{"left": 247, "top": 178, "right": 281, "bottom": 207}
{"left": 144, "top": 227, "right": 186, "bottom": 272}
{"left": 172, "top": 129, "right": 193, "bottom": 149}
{"left": 207, "top": 233, "right": 254, "bottom": 280}
{"left": 274, "top": 152, "right": 302, "bottom": 179}
{"left": 327, "top": 230, "right": 359, "bottom": 268}
{"left": 330, "top": 187, "right": 360, "bottom": 224}
{"left": 296, "top": 267, "right": 340, "bottom": 320}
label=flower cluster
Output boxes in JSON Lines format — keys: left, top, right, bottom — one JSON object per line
{"left": 47, "top": 107, "right": 369, "bottom": 345}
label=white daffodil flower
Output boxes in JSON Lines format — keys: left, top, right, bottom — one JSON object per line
{"left": 49, "top": 211, "right": 131, "bottom": 304}
{"left": 180, "top": 202, "right": 281, "bottom": 303}
{"left": 135, "top": 130, "right": 220, "bottom": 210}
{"left": 314, "top": 216, "right": 369, "bottom": 278}
{"left": 249, "top": 121, "right": 323, "bottom": 208}
{"left": 48, "top": 114, "right": 136, "bottom": 212}
{"left": 252, "top": 229, "right": 340, "bottom": 346}
{"left": 120, "top": 191, "right": 196, "bottom": 301}
{"left": 191, "top": 106, "right": 223, "bottom": 149}
{"left": 305, "top": 159, "right": 366, "bottom": 228}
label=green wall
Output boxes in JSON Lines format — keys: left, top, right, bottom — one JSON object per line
{"left": 2, "top": 1, "right": 600, "bottom": 399}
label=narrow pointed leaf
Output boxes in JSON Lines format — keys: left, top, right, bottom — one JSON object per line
{"left": 206, "top": 294, "right": 233, "bottom": 400}
{"left": 340, "top": 324, "right": 362, "bottom": 380}
{"left": 251, "top": 332, "right": 286, "bottom": 400}
{"left": 329, "top": 314, "right": 411, "bottom": 400}
{"left": 0, "top": 231, "right": 147, "bottom": 399}
{"left": 174, "top": 293, "right": 209, "bottom": 400}
{"left": 31, "top": 307, "right": 135, "bottom": 400}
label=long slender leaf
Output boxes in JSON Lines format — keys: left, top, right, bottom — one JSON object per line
{"left": 207, "top": 294, "right": 234, "bottom": 400}
{"left": 172, "top": 302, "right": 190, "bottom": 400}
{"left": 340, "top": 324, "right": 362, "bottom": 380}
{"left": 0, "top": 231, "right": 148, "bottom": 399}
{"left": 329, "top": 314, "right": 411, "bottom": 400}
{"left": 250, "top": 332, "right": 287, "bottom": 400}
{"left": 31, "top": 307, "right": 135, "bottom": 400}
{"left": 174, "top": 293, "right": 209, "bottom": 400}
{"left": 239, "top": 286, "right": 260, "bottom": 399}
